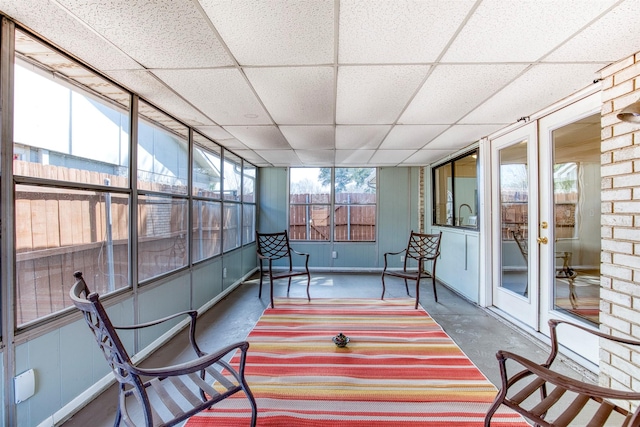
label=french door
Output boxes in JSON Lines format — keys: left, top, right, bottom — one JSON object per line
{"left": 491, "top": 93, "right": 601, "bottom": 365}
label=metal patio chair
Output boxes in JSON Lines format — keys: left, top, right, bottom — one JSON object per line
{"left": 381, "top": 231, "right": 442, "bottom": 309}
{"left": 485, "top": 319, "right": 640, "bottom": 427}
{"left": 256, "top": 230, "right": 311, "bottom": 308}
{"left": 69, "top": 271, "right": 257, "bottom": 427}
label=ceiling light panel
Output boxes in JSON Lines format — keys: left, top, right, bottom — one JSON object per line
{"left": 423, "top": 125, "right": 503, "bottom": 150}
{"left": 400, "top": 64, "right": 527, "bottom": 124}
{"left": 245, "top": 67, "right": 334, "bottom": 124}
{"left": 199, "top": 0, "right": 334, "bottom": 66}
{"left": 335, "top": 125, "right": 392, "bottom": 149}
{"left": 153, "top": 68, "right": 270, "bottom": 126}
{"left": 335, "top": 150, "right": 375, "bottom": 165}
{"left": 107, "top": 70, "right": 214, "bottom": 127}
{"left": 442, "top": 0, "right": 616, "bottom": 62}
{"left": 339, "top": 0, "right": 475, "bottom": 63}
{"left": 280, "top": 126, "right": 335, "bottom": 150}
{"left": 337, "top": 65, "right": 429, "bottom": 124}
{"left": 56, "top": 0, "right": 233, "bottom": 68}
{"left": 461, "top": 63, "right": 607, "bottom": 124}
{"left": 0, "top": 0, "right": 142, "bottom": 71}
{"left": 543, "top": 1, "right": 640, "bottom": 62}
{"left": 223, "top": 126, "right": 290, "bottom": 150}
{"left": 379, "top": 125, "right": 450, "bottom": 149}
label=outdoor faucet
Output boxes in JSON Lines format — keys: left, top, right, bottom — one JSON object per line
{"left": 458, "top": 204, "right": 472, "bottom": 226}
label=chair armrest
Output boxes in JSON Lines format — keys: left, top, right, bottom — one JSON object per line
{"left": 290, "top": 248, "right": 309, "bottom": 258}
{"left": 114, "top": 310, "right": 197, "bottom": 331}
{"left": 131, "top": 341, "right": 250, "bottom": 378}
{"left": 383, "top": 249, "right": 406, "bottom": 270}
{"left": 497, "top": 349, "right": 640, "bottom": 401}
{"left": 115, "top": 310, "right": 204, "bottom": 356}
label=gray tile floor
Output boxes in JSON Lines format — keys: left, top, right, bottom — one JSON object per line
{"left": 61, "top": 272, "right": 602, "bottom": 427}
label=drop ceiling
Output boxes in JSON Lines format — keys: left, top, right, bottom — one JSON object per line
{"left": 1, "top": 0, "right": 639, "bottom": 168}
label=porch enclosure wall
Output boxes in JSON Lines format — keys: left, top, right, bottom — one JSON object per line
{"left": 258, "top": 166, "right": 420, "bottom": 270}
{"left": 599, "top": 51, "right": 640, "bottom": 408}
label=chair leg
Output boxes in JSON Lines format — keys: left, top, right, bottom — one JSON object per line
{"left": 287, "top": 277, "right": 292, "bottom": 295}
{"left": 306, "top": 272, "right": 311, "bottom": 301}
{"left": 258, "top": 266, "right": 264, "bottom": 299}
{"left": 404, "top": 279, "right": 410, "bottom": 296}
{"left": 269, "top": 273, "right": 275, "bottom": 308}
{"left": 380, "top": 274, "right": 386, "bottom": 300}
{"left": 415, "top": 278, "right": 420, "bottom": 309}
{"left": 432, "top": 275, "right": 438, "bottom": 303}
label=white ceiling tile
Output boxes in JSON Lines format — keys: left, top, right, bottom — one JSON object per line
{"left": 339, "top": 0, "right": 475, "bottom": 63}
{"left": 56, "top": 0, "right": 233, "bottom": 68}
{"left": 199, "top": 0, "right": 334, "bottom": 65}
{"left": 232, "top": 150, "right": 270, "bottom": 166}
{"left": 1, "top": 0, "right": 142, "bottom": 71}
{"left": 107, "top": 70, "right": 215, "bottom": 127}
{"left": 194, "top": 126, "right": 234, "bottom": 141}
{"left": 280, "top": 126, "right": 335, "bottom": 150}
{"left": 296, "top": 150, "right": 335, "bottom": 165}
{"left": 335, "top": 150, "right": 375, "bottom": 165}
{"left": 255, "top": 150, "right": 303, "bottom": 166}
{"left": 335, "top": 125, "right": 392, "bottom": 149}
{"left": 245, "top": 67, "right": 334, "bottom": 124}
{"left": 223, "top": 126, "right": 290, "bottom": 149}
{"left": 461, "top": 64, "right": 607, "bottom": 124}
{"left": 369, "top": 150, "right": 415, "bottom": 165}
{"left": 152, "top": 68, "right": 270, "bottom": 126}
{"left": 403, "top": 150, "right": 453, "bottom": 165}
{"left": 424, "top": 125, "right": 501, "bottom": 150}
{"left": 544, "top": 0, "right": 640, "bottom": 62}
{"left": 442, "top": 0, "right": 616, "bottom": 62}
{"left": 400, "top": 64, "right": 528, "bottom": 124}
{"left": 379, "top": 125, "right": 449, "bottom": 149}
{"left": 337, "top": 65, "right": 429, "bottom": 124}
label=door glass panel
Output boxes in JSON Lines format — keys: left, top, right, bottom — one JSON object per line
{"left": 500, "top": 140, "right": 529, "bottom": 296}
{"left": 552, "top": 114, "right": 601, "bottom": 325}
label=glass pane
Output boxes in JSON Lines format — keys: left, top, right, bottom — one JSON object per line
{"left": 453, "top": 152, "right": 478, "bottom": 227}
{"left": 138, "top": 195, "right": 188, "bottom": 281}
{"left": 193, "top": 133, "right": 221, "bottom": 199}
{"left": 138, "top": 101, "right": 188, "bottom": 195}
{"left": 552, "top": 114, "right": 601, "bottom": 325}
{"left": 243, "top": 204, "right": 256, "bottom": 244}
{"left": 289, "top": 204, "right": 330, "bottom": 241}
{"left": 334, "top": 205, "right": 376, "bottom": 242}
{"left": 16, "top": 185, "right": 130, "bottom": 327}
{"left": 334, "top": 168, "right": 376, "bottom": 204}
{"left": 192, "top": 200, "right": 221, "bottom": 262}
{"left": 223, "top": 203, "right": 241, "bottom": 252}
{"left": 290, "top": 168, "right": 330, "bottom": 204}
{"left": 433, "top": 163, "right": 453, "bottom": 225}
{"left": 243, "top": 163, "right": 256, "bottom": 203}
{"left": 223, "top": 151, "right": 242, "bottom": 201}
{"left": 14, "top": 34, "right": 130, "bottom": 186}
{"left": 499, "top": 140, "right": 529, "bottom": 297}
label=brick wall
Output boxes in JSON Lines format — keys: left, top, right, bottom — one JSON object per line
{"left": 600, "top": 52, "right": 640, "bottom": 404}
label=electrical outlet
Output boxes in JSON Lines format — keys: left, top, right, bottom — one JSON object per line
{"left": 223, "top": 267, "right": 227, "bottom": 278}
{"left": 400, "top": 255, "right": 405, "bottom": 262}
{"left": 332, "top": 251, "right": 337, "bottom": 259}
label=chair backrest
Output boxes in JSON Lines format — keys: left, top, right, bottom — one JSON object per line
{"left": 69, "top": 271, "right": 137, "bottom": 388}
{"left": 256, "top": 230, "right": 291, "bottom": 260}
{"left": 511, "top": 229, "right": 528, "bottom": 261}
{"left": 405, "top": 231, "right": 442, "bottom": 261}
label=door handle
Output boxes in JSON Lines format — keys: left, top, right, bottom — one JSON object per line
{"left": 537, "top": 237, "right": 548, "bottom": 244}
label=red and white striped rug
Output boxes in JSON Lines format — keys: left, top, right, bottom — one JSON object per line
{"left": 186, "top": 298, "right": 528, "bottom": 426}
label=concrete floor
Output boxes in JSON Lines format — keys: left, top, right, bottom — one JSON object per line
{"left": 61, "top": 272, "right": 603, "bottom": 427}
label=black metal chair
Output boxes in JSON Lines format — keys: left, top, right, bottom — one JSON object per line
{"left": 256, "top": 230, "right": 311, "bottom": 308}
{"left": 381, "top": 231, "right": 442, "bottom": 309}
{"left": 69, "top": 271, "right": 257, "bottom": 427}
{"left": 485, "top": 319, "right": 640, "bottom": 427}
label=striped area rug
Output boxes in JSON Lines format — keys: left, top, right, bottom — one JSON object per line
{"left": 186, "top": 298, "right": 528, "bottom": 426}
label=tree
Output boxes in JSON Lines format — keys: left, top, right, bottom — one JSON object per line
{"left": 319, "top": 168, "right": 374, "bottom": 193}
